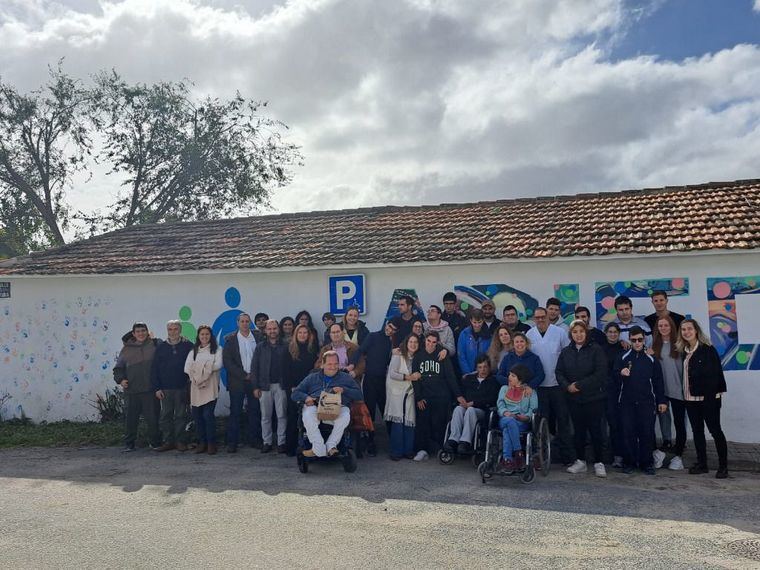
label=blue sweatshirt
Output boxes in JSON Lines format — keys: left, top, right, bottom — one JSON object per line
{"left": 496, "top": 350, "right": 545, "bottom": 389}
{"left": 150, "top": 339, "right": 193, "bottom": 391}
{"left": 351, "top": 330, "right": 392, "bottom": 378}
{"left": 457, "top": 326, "right": 492, "bottom": 375}
{"left": 291, "top": 370, "right": 363, "bottom": 407}
{"left": 612, "top": 348, "right": 666, "bottom": 405}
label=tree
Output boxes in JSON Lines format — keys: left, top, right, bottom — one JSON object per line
{"left": 0, "top": 64, "right": 91, "bottom": 251}
{"left": 91, "top": 72, "right": 302, "bottom": 229}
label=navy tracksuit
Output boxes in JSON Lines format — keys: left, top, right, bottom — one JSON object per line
{"left": 613, "top": 349, "right": 666, "bottom": 469}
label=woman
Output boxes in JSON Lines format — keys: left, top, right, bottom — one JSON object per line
{"left": 184, "top": 324, "right": 223, "bottom": 455}
{"left": 603, "top": 322, "right": 626, "bottom": 467}
{"left": 284, "top": 324, "right": 319, "bottom": 456}
{"left": 678, "top": 318, "right": 728, "bottom": 478}
{"left": 497, "top": 364, "right": 538, "bottom": 471}
{"left": 318, "top": 323, "right": 365, "bottom": 379}
{"left": 556, "top": 320, "right": 608, "bottom": 478}
{"left": 411, "top": 320, "right": 424, "bottom": 339}
{"left": 294, "top": 310, "right": 319, "bottom": 343}
{"left": 341, "top": 306, "right": 369, "bottom": 346}
{"left": 488, "top": 324, "right": 513, "bottom": 372}
{"left": 279, "top": 316, "right": 295, "bottom": 344}
{"left": 496, "top": 332, "right": 544, "bottom": 388}
{"left": 652, "top": 315, "right": 686, "bottom": 470}
{"left": 384, "top": 334, "right": 420, "bottom": 460}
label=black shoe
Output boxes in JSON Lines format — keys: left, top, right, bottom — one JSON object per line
{"left": 659, "top": 441, "right": 673, "bottom": 453}
{"left": 688, "top": 463, "right": 709, "bottom": 475}
{"left": 443, "top": 439, "right": 457, "bottom": 453}
{"left": 121, "top": 444, "right": 136, "bottom": 453}
{"left": 226, "top": 445, "right": 237, "bottom": 453}
{"left": 457, "top": 442, "right": 472, "bottom": 455}
{"left": 715, "top": 467, "right": 729, "bottom": 479}
{"left": 261, "top": 444, "right": 273, "bottom": 454}
{"left": 276, "top": 444, "right": 286, "bottom": 454}
{"left": 366, "top": 441, "right": 377, "bottom": 457}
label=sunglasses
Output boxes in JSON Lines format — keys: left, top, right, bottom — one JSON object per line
{"left": 630, "top": 338, "right": 645, "bottom": 343}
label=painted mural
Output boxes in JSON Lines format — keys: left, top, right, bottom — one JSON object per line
{"left": 454, "top": 284, "right": 539, "bottom": 322}
{"left": 707, "top": 276, "right": 760, "bottom": 371}
{"left": 554, "top": 284, "right": 580, "bottom": 326}
{"left": 0, "top": 297, "right": 114, "bottom": 421}
{"left": 595, "top": 278, "right": 689, "bottom": 329}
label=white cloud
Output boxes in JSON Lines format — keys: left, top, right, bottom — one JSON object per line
{"left": 755, "top": 0, "right": 760, "bottom": 13}
{"left": 0, "top": 0, "right": 759, "bottom": 225}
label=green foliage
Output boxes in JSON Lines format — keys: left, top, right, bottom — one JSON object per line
{"left": 89, "top": 388, "right": 125, "bottom": 423}
{"left": 0, "top": 419, "right": 124, "bottom": 448}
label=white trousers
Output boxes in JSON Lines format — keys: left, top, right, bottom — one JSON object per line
{"left": 260, "top": 383, "right": 288, "bottom": 445}
{"left": 302, "top": 405, "right": 351, "bottom": 457}
{"left": 449, "top": 406, "right": 485, "bottom": 444}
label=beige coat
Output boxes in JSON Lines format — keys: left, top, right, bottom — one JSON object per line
{"left": 184, "top": 345, "right": 223, "bottom": 407}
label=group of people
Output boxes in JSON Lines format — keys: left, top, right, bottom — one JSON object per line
{"left": 113, "top": 290, "right": 730, "bottom": 479}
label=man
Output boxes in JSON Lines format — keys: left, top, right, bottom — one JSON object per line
{"left": 502, "top": 305, "right": 531, "bottom": 334}
{"left": 546, "top": 297, "right": 569, "bottom": 331}
{"left": 441, "top": 292, "right": 468, "bottom": 344}
{"left": 613, "top": 295, "right": 652, "bottom": 348}
{"left": 457, "top": 308, "right": 491, "bottom": 376}
{"left": 391, "top": 295, "right": 420, "bottom": 348}
{"left": 151, "top": 320, "right": 193, "bottom": 452}
{"left": 423, "top": 305, "right": 456, "bottom": 355}
{"left": 253, "top": 312, "right": 269, "bottom": 342}
{"left": 292, "top": 351, "right": 363, "bottom": 457}
{"left": 114, "top": 322, "right": 161, "bottom": 452}
{"left": 222, "top": 313, "right": 261, "bottom": 452}
{"left": 412, "top": 331, "right": 465, "bottom": 460}
{"left": 644, "top": 290, "right": 685, "bottom": 332}
{"left": 481, "top": 299, "right": 501, "bottom": 337}
{"left": 321, "top": 312, "right": 336, "bottom": 346}
{"left": 574, "top": 306, "right": 606, "bottom": 345}
{"left": 444, "top": 354, "right": 499, "bottom": 454}
{"left": 526, "top": 307, "right": 574, "bottom": 465}
{"left": 251, "top": 320, "right": 290, "bottom": 454}
{"left": 351, "top": 320, "right": 397, "bottom": 456}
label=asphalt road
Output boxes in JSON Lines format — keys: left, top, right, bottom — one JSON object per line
{"left": 1, "top": 446, "right": 759, "bottom": 569}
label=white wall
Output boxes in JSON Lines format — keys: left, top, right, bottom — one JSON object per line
{"left": 1, "top": 251, "right": 759, "bottom": 442}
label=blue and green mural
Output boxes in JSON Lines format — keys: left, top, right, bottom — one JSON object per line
{"left": 707, "top": 276, "right": 760, "bottom": 371}
{"left": 595, "top": 278, "right": 689, "bottom": 329}
{"left": 554, "top": 283, "right": 580, "bottom": 326}
{"left": 454, "top": 284, "right": 539, "bottom": 322}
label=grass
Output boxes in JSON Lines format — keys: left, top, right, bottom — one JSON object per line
{"left": 0, "top": 419, "right": 125, "bottom": 448}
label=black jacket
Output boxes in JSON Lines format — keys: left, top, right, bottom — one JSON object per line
{"left": 555, "top": 342, "right": 608, "bottom": 404}
{"left": 613, "top": 349, "right": 666, "bottom": 405}
{"left": 442, "top": 310, "right": 468, "bottom": 342}
{"left": 602, "top": 341, "right": 625, "bottom": 391}
{"left": 222, "top": 332, "right": 255, "bottom": 392}
{"left": 250, "top": 339, "right": 289, "bottom": 391}
{"left": 483, "top": 318, "right": 502, "bottom": 338}
{"left": 150, "top": 338, "right": 193, "bottom": 391}
{"left": 284, "top": 342, "right": 318, "bottom": 391}
{"left": 343, "top": 320, "right": 370, "bottom": 346}
{"left": 460, "top": 373, "right": 500, "bottom": 410}
{"left": 644, "top": 311, "right": 685, "bottom": 332}
{"left": 352, "top": 330, "right": 392, "bottom": 378}
{"left": 411, "top": 350, "right": 462, "bottom": 402}
{"left": 685, "top": 343, "right": 727, "bottom": 398}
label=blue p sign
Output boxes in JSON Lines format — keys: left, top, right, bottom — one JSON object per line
{"left": 329, "top": 275, "right": 366, "bottom": 316}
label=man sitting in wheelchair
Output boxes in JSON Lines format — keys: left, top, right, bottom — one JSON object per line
{"left": 291, "top": 350, "right": 363, "bottom": 458}
{"left": 498, "top": 364, "right": 538, "bottom": 471}
{"left": 444, "top": 354, "right": 500, "bottom": 454}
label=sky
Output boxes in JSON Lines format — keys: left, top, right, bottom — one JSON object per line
{"left": 1, "top": 0, "right": 759, "bottom": 222}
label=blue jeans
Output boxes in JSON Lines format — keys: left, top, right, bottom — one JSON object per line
{"left": 192, "top": 400, "right": 217, "bottom": 444}
{"left": 227, "top": 389, "right": 261, "bottom": 445}
{"left": 389, "top": 422, "right": 415, "bottom": 458}
{"left": 499, "top": 415, "right": 529, "bottom": 459}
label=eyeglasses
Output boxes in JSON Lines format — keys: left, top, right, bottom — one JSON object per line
{"left": 630, "top": 338, "right": 645, "bottom": 343}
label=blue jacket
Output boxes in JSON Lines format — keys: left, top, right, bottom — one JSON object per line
{"left": 613, "top": 349, "right": 666, "bottom": 405}
{"left": 351, "top": 330, "right": 392, "bottom": 378}
{"left": 291, "top": 369, "right": 363, "bottom": 407}
{"left": 457, "top": 326, "right": 492, "bottom": 375}
{"left": 496, "top": 350, "right": 545, "bottom": 389}
{"left": 150, "top": 339, "right": 193, "bottom": 391}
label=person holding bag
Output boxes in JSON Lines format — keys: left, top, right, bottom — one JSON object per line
{"left": 184, "top": 325, "right": 223, "bottom": 455}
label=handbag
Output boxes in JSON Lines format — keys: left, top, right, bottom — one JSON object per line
{"left": 317, "top": 391, "right": 342, "bottom": 421}
{"left": 350, "top": 401, "right": 375, "bottom": 432}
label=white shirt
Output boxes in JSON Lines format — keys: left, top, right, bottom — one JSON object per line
{"left": 237, "top": 331, "right": 257, "bottom": 374}
{"left": 526, "top": 324, "right": 570, "bottom": 387}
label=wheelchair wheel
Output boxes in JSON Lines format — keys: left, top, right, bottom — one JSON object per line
{"left": 343, "top": 449, "right": 358, "bottom": 473}
{"left": 297, "top": 454, "right": 309, "bottom": 474}
{"left": 471, "top": 453, "right": 482, "bottom": 468}
{"left": 536, "top": 417, "right": 551, "bottom": 476}
{"left": 438, "top": 449, "right": 455, "bottom": 465}
{"left": 478, "top": 461, "right": 489, "bottom": 483}
{"left": 521, "top": 465, "right": 536, "bottom": 484}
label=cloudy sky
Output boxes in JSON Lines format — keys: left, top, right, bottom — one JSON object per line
{"left": 1, "top": 0, "right": 759, "bottom": 220}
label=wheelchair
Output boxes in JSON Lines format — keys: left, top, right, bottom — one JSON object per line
{"left": 437, "top": 406, "right": 489, "bottom": 468}
{"left": 295, "top": 403, "right": 358, "bottom": 474}
{"left": 477, "top": 408, "right": 550, "bottom": 484}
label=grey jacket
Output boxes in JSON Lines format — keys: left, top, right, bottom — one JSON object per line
{"left": 250, "top": 339, "right": 288, "bottom": 391}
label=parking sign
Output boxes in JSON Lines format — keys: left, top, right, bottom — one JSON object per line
{"left": 329, "top": 274, "right": 366, "bottom": 315}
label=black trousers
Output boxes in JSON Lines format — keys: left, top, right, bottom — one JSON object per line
{"left": 685, "top": 397, "right": 727, "bottom": 468}
{"left": 414, "top": 395, "right": 450, "bottom": 454}
{"left": 537, "top": 386, "right": 574, "bottom": 464}
{"left": 620, "top": 400, "right": 655, "bottom": 468}
{"left": 363, "top": 373, "right": 387, "bottom": 429}
{"left": 568, "top": 398, "right": 606, "bottom": 464}
{"left": 125, "top": 392, "right": 160, "bottom": 447}
{"left": 285, "top": 397, "right": 299, "bottom": 455}
{"left": 669, "top": 398, "right": 688, "bottom": 456}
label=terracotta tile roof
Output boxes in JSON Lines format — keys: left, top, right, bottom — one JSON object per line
{"left": 2, "top": 179, "right": 759, "bottom": 275}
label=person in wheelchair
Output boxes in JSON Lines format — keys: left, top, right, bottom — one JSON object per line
{"left": 444, "top": 354, "right": 500, "bottom": 455}
{"left": 291, "top": 351, "right": 363, "bottom": 458}
{"left": 497, "top": 364, "right": 538, "bottom": 471}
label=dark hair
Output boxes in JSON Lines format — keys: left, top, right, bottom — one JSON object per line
{"left": 574, "top": 305, "right": 591, "bottom": 318}
{"left": 322, "top": 312, "right": 335, "bottom": 321}
{"left": 509, "top": 364, "right": 532, "bottom": 385}
{"left": 628, "top": 325, "right": 645, "bottom": 338}
{"left": 399, "top": 295, "right": 415, "bottom": 306}
{"left": 443, "top": 292, "right": 457, "bottom": 303}
{"left": 132, "top": 322, "right": 148, "bottom": 332}
{"left": 604, "top": 322, "right": 621, "bottom": 333}
{"left": 254, "top": 312, "right": 269, "bottom": 321}
{"left": 652, "top": 315, "right": 679, "bottom": 360}
{"left": 295, "top": 310, "right": 315, "bottom": 327}
{"left": 236, "top": 313, "right": 251, "bottom": 323}
{"left": 329, "top": 323, "right": 343, "bottom": 335}
{"left": 511, "top": 331, "right": 531, "bottom": 349}
{"left": 475, "top": 353, "right": 491, "bottom": 368}
{"left": 546, "top": 297, "right": 561, "bottom": 308}
{"left": 428, "top": 304, "right": 442, "bottom": 314}
{"left": 469, "top": 308, "right": 484, "bottom": 320}
{"left": 503, "top": 304, "right": 518, "bottom": 314}
{"left": 279, "top": 316, "right": 295, "bottom": 332}
{"left": 425, "top": 330, "right": 440, "bottom": 341}
{"left": 193, "top": 324, "right": 218, "bottom": 358}
{"left": 651, "top": 290, "right": 668, "bottom": 299}
{"left": 614, "top": 295, "right": 632, "bottom": 308}
{"left": 400, "top": 333, "right": 420, "bottom": 360}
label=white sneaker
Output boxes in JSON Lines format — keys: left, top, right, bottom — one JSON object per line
{"left": 413, "top": 450, "right": 429, "bottom": 462}
{"left": 668, "top": 455, "right": 684, "bottom": 470}
{"left": 612, "top": 456, "right": 624, "bottom": 468}
{"left": 566, "top": 459, "right": 587, "bottom": 474}
{"left": 594, "top": 462, "right": 607, "bottom": 478}
{"left": 653, "top": 449, "right": 666, "bottom": 469}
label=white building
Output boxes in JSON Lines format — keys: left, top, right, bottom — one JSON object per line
{"left": 1, "top": 179, "right": 759, "bottom": 442}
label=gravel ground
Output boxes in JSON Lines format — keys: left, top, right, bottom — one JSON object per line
{"left": 1, "top": 446, "right": 759, "bottom": 569}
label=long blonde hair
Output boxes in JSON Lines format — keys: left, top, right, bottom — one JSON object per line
{"left": 676, "top": 318, "right": 711, "bottom": 353}
{"left": 488, "top": 324, "right": 512, "bottom": 369}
